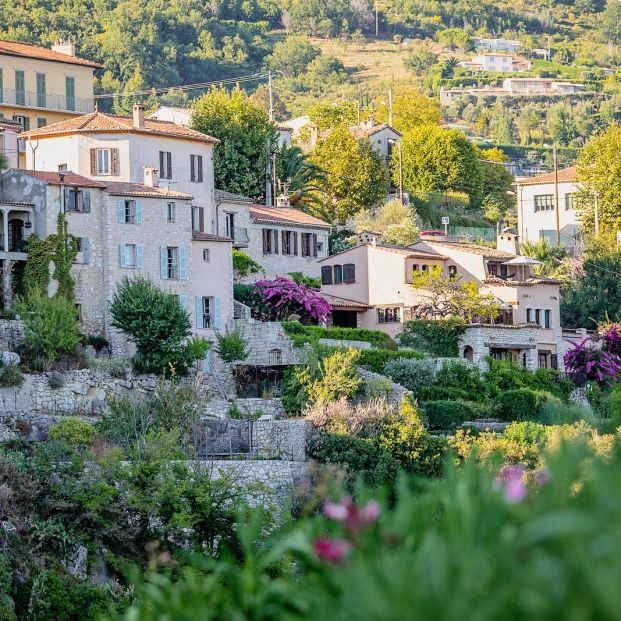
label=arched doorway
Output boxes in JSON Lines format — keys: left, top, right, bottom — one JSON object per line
{"left": 463, "top": 345, "right": 474, "bottom": 363}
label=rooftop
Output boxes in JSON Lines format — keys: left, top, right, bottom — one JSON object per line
{"left": 20, "top": 111, "right": 219, "bottom": 144}
{"left": 349, "top": 122, "right": 402, "bottom": 139}
{"left": 320, "top": 293, "right": 370, "bottom": 310}
{"left": 0, "top": 119, "right": 24, "bottom": 131}
{"left": 0, "top": 39, "right": 101, "bottom": 68}
{"left": 192, "top": 231, "right": 233, "bottom": 242}
{"left": 418, "top": 240, "right": 516, "bottom": 259}
{"left": 515, "top": 165, "right": 577, "bottom": 186}
{"left": 105, "top": 182, "right": 192, "bottom": 199}
{"left": 16, "top": 170, "right": 106, "bottom": 189}
{"left": 319, "top": 242, "right": 447, "bottom": 262}
{"left": 249, "top": 205, "right": 331, "bottom": 228}
{"left": 215, "top": 189, "right": 254, "bottom": 204}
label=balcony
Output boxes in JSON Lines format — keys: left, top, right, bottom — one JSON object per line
{"left": 0, "top": 88, "right": 95, "bottom": 115}
{"left": 230, "top": 227, "right": 250, "bottom": 248}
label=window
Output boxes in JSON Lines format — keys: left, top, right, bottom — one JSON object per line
{"left": 334, "top": 264, "right": 343, "bottom": 284}
{"left": 565, "top": 193, "right": 576, "bottom": 211}
{"left": 36, "top": 73, "right": 46, "bottom": 108}
{"left": 282, "top": 230, "right": 292, "bottom": 255}
{"left": 192, "top": 206, "right": 205, "bottom": 232}
{"left": 123, "top": 200, "right": 136, "bottom": 224}
{"left": 203, "top": 248, "right": 210, "bottom": 262}
{"left": 421, "top": 264, "right": 429, "bottom": 272}
{"left": 159, "top": 151, "right": 172, "bottom": 179}
{"left": 58, "top": 164, "right": 68, "bottom": 172}
{"left": 343, "top": 263, "right": 355, "bottom": 283}
{"left": 167, "top": 246, "right": 179, "bottom": 279}
{"left": 190, "top": 155, "right": 204, "bottom": 182}
{"left": 90, "top": 148, "right": 119, "bottom": 176}
{"left": 538, "top": 352, "right": 549, "bottom": 369}
{"left": 119, "top": 244, "right": 143, "bottom": 269}
{"left": 378, "top": 307, "right": 401, "bottom": 324}
{"left": 37, "top": 117, "right": 47, "bottom": 128}
{"left": 301, "top": 232, "right": 318, "bottom": 257}
{"left": 544, "top": 309, "right": 551, "bottom": 329}
{"left": 262, "top": 229, "right": 278, "bottom": 254}
{"left": 0, "top": 69, "right": 3, "bottom": 103}
{"left": 535, "top": 309, "right": 541, "bottom": 326}
{"left": 15, "top": 70, "right": 24, "bottom": 106}
{"left": 225, "top": 213, "right": 235, "bottom": 239}
{"left": 448, "top": 265, "right": 457, "bottom": 277}
{"left": 534, "top": 194, "right": 554, "bottom": 212}
{"left": 98, "top": 149, "right": 110, "bottom": 175}
{"left": 64, "top": 188, "right": 91, "bottom": 213}
{"left": 317, "top": 241, "right": 324, "bottom": 253}
{"left": 65, "top": 76, "right": 75, "bottom": 111}
{"left": 321, "top": 265, "right": 333, "bottom": 285}
{"left": 13, "top": 114, "right": 29, "bottom": 131}
{"left": 199, "top": 297, "right": 212, "bottom": 329}
{"left": 526, "top": 308, "right": 532, "bottom": 323}
{"left": 167, "top": 202, "right": 176, "bottom": 223}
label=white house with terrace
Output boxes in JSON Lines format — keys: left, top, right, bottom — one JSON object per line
{"left": 215, "top": 189, "right": 331, "bottom": 280}
{"left": 319, "top": 231, "right": 564, "bottom": 371}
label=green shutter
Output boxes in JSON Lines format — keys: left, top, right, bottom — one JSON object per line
{"left": 65, "top": 76, "right": 75, "bottom": 112}
{"left": 15, "top": 70, "right": 24, "bottom": 105}
{"left": 36, "top": 73, "right": 46, "bottom": 108}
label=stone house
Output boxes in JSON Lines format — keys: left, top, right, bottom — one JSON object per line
{"left": 515, "top": 165, "right": 581, "bottom": 248}
{"left": 215, "top": 190, "right": 331, "bottom": 280}
{"left": 0, "top": 120, "right": 21, "bottom": 170}
{"left": 319, "top": 231, "right": 564, "bottom": 370}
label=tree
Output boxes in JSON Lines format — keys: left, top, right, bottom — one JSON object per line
{"left": 575, "top": 124, "right": 621, "bottom": 233}
{"left": 437, "top": 28, "right": 472, "bottom": 52}
{"left": 275, "top": 145, "right": 327, "bottom": 209}
{"left": 600, "top": 1, "right": 621, "bottom": 45}
{"left": 110, "top": 276, "right": 208, "bottom": 376}
{"left": 410, "top": 267, "right": 499, "bottom": 323}
{"left": 520, "top": 239, "right": 566, "bottom": 277}
{"left": 404, "top": 49, "right": 439, "bottom": 76}
{"left": 396, "top": 125, "right": 481, "bottom": 203}
{"left": 310, "top": 125, "right": 389, "bottom": 224}
{"left": 561, "top": 246, "right": 621, "bottom": 329}
{"left": 265, "top": 36, "right": 321, "bottom": 77}
{"left": 191, "top": 86, "right": 278, "bottom": 201}
{"left": 547, "top": 104, "right": 578, "bottom": 146}
{"left": 373, "top": 87, "right": 441, "bottom": 133}
{"left": 476, "top": 147, "right": 515, "bottom": 219}
{"left": 307, "top": 101, "right": 358, "bottom": 131}
{"left": 352, "top": 199, "right": 420, "bottom": 246}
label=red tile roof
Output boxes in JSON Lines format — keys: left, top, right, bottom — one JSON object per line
{"left": 0, "top": 39, "right": 101, "bottom": 68}
{"left": 192, "top": 231, "right": 233, "bottom": 242}
{"left": 515, "top": 166, "right": 577, "bottom": 186}
{"left": 249, "top": 205, "right": 331, "bottom": 228}
{"left": 19, "top": 170, "right": 106, "bottom": 188}
{"left": 421, "top": 240, "right": 515, "bottom": 259}
{"left": 0, "top": 119, "right": 23, "bottom": 132}
{"left": 105, "top": 182, "right": 192, "bottom": 199}
{"left": 20, "top": 111, "right": 219, "bottom": 144}
{"left": 320, "top": 293, "right": 370, "bottom": 310}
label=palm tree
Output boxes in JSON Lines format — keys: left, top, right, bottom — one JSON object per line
{"left": 275, "top": 145, "right": 327, "bottom": 211}
{"left": 520, "top": 238, "right": 566, "bottom": 277}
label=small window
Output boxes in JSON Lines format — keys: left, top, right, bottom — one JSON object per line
{"left": 421, "top": 264, "right": 429, "bottom": 272}
{"left": 97, "top": 149, "right": 110, "bottom": 175}
{"left": 124, "top": 200, "right": 136, "bottom": 224}
{"left": 200, "top": 297, "right": 212, "bottom": 328}
{"left": 544, "top": 309, "right": 551, "bottom": 329}
{"left": 412, "top": 264, "right": 419, "bottom": 272}
{"left": 343, "top": 263, "right": 356, "bottom": 283}
{"left": 321, "top": 265, "right": 333, "bottom": 285}
{"left": 167, "top": 247, "right": 179, "bottom": 279}
{"left": 565, "top": 193, "right": 576, "bottom": 211}
{"left": 159, "top": 151, "right": 172, "bottom": 179}
{"left": 269, "top": 349, "right": 283, "bottom": 365}
{"left": 535, "top": 309, "right": 541, "bottom": 326}
{"left": 526, "top": 308, "right": 532, "bottom": 323}
{"left": 122, "top": 244, "right": 137, "bottom": 268}
{"left": 448, "top": 265, "right": 457, "bottom": 277}
{"left": 334, "top": 265, "right": 343, "bottom": 284}
{"left": 203, "top": 248, "right": 210, "bottom": 262}
{"left": 282, "top": 230, "right": 292, "bottom": 255}
{"left": 190, "top": 154, "right": 204, "bottom": 182}
{"left": 488, "top": 262, "right": 498, "bottom": 276}
{"left": 317, "top": 241, "right": 324, "bottom": 252}
{"left": 58, "top": 163, "right": 68, "bottom": 172}
{"left": 167, "top": 202, "right": 176, "bottom": 223}
{"left": 37, "top": 117, "right": 47, "bottom": 128}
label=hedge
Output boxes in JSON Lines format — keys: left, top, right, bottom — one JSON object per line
{"left": 282, "top": 322, "right": 398, "bottom": 350}
{"left": 422, "top": 400, "right": 492, "bottom": 430}
{"left": 493, "top": 389, "right": 544, "bottom": 422}
{"left": 399, "top": 319, "right": 467, "bottom": 357}
{"left": 415, "top": 385, "right": 473, "bottom": 402}
{"left": 356, "top": 348, "right": 425, "bottom": 374}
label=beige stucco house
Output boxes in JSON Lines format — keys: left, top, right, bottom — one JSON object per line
{"left": 319, "top": 231, "right": 564, "bottom": 370}
{"left": 215, "top": 190, "right": 331, "bottom": 280}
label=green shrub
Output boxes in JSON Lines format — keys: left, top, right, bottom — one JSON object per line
{"left": 358, "top": 376, "right": 393, "bottom": 401}
{"left": 398, "top": 318, "right": 467, "bottom": 356}
{"left": 109, "top": 276, "right": 206, "bottom": 377}
{"left": 502, "top": 420, "right": 550, "bottom": 447}
{"left": 383, "top": 358, "right": 435, "bottom": 391}
{"left": 422, "top": 400, "right": 492, "bottom": 430}
{"left": 232, "top": 249, "right": 262, "bottom": 277}
{"left": 356, "top": 348, "right": 424, "bottom": 373}
{"left": 281, "top": 321, "right": 398, "bottom": 350}
{"left": 48, "top": 417, "right": 95, "bottom": 448}
{"left": 435, "top": 360, "right": 484, "bottom": 396}
{"left": 493, "top": 388, "right": 543, "bottom": 421}
{"left": 287, "top": 272, "right": 321, "bottom": 289}
{"left": 86, "top": 335, "right": 109, "bottom": 351}
{"left": 300, "top": 348, "right": 362, "bottom": 404}
{"left": 414, "top": 385, "right": 472, "bottom": 402}
{"left": 15, "top": 291, "right": 80, "bottom": 364}
{"left": 215, "top": 324, "right": 249, "bottom": 363}
{"left": 537, "top": 399, "right": 595, "bottom": 426}
{"left": 0, "top": 359, "right": 23, "bottom": 388}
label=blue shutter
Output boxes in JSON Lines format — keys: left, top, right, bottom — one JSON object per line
{"left": 135, "top": 201, "right": 143, "bottom": 224}
{"left": 136, "top": 244, "right": 144, "bottom": 269}
{"left": 117, "top": 199, "right": 125, "bottom": 223}
{"left": 195, "top": 296, "right": 203, "bottom": 329}
{"left": 119, "top": 244, "right": 125, "bottom": 268}
{"left": 82, "top": 191, "right": 91, "bottom": 213}
{"left": 214, "top": 297, "right": 222, "bottom": 329}
{"left": 160, "top": 246, "right": 167, "bottom": 279}
{"left": 82, "top": 238, "right": 90, "bottom": 265}
{"left": 179, "top": 247, "right": 187, "bottom": 280}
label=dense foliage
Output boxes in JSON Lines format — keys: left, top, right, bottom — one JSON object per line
{"left": 398, "top": 318, "right": 467, "bottom": 356}
{"left": 564, "top": 322, "right": 621, "bottom": 383}
{"left": 281, "top": 321, "right": 397, "bottom": 349}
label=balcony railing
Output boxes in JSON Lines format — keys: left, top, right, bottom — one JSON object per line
{"left": 0, "top": 88, "right": 95, "bottom": 114}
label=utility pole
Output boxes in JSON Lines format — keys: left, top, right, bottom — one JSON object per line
{"left": 553, "top": 145, "right": 560, "bottom": 246}
{"left": 375, "top": 1, "right": 379, "bottom": 37}
{"left": 594, "top": 191, "right": 600, "bottom": 237}
{"left": 398, "top": 141, "right": 404, "bottom": 204}
{"left": 388, "top": 89, "right": 393, "bottom": 126}
{"left": 266, "top": 71, "right": 274, "bottom": 206}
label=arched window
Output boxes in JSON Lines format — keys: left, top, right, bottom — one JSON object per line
{"left": 463, "top": 346, "right": 474, "bottom": 362}
{"left": 421, "top": 264, "right": 429, "bottom": 272}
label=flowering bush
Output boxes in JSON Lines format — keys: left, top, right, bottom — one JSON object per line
{"left": 235, "top": 277, "right": 332, "bottom": 324}
{"left": 564, "top": 329, "right": 621, "bottom": 384}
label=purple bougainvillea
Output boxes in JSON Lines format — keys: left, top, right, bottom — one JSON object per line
{"left": 564, "top": 322, "right": 621, "bottom": 384}
{"left": 240, "top": 278, "right": 332, "bottom": 324}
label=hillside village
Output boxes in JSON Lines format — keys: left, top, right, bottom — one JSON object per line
{"left": 0, "top": 8, "right": 621, "bottom": 618}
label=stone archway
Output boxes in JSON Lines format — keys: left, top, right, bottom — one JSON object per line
{"left": 463, "top": 345, "right": 474, "bottom": 363}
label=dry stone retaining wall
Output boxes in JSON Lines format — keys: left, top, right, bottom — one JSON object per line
{"left": 203, "top": 397, "right": 285, "bottom": 420}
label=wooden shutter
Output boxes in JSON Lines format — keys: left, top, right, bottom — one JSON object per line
{"left": 167, "top": 152, "right": 172, "bottom": 179}
{"left": 135, "top": 201, "right": 143, "bottom": 224}
{"left": 214, "top": 297, "right": 222, "bottom": 329}
{"left": 160, "top": 246, "right": 167, "bottom": 279}
{"left": 179, "top": 295, "right": 188, "bottom": 313}
{"left": 198, "top": 155, "right": 203, "bottom": 182}
{"left": 343, "top": 263, "right": 355, "bottom": 283}
{"left": 63, "top": 187, "right": 71, "bottom": 212}
{"left": 312, "top": 233, "right": 318, "bottom": 257}
{"left": 293, "top": 232, "right": 298, "bottom": 256}
{"left": 111, "top": 148, "right": 120, "bottom": 175}
{"left": 198, "top": 207, "right": 205, "bottom": 232}
{"left": 119, "top": 244, "right": 125, "bottom": 268}
{"left": 190, "top": 155, "right": 195, "bottom": 182}
{"left": 321, "top": 266, "right": 333, "bottom": 285}
{"left": 82, "top": 190, "right": 91, "bottom": 213}
{"left": 273, "top": 229, "right": 278, "bottom": 254}
{"left": 262, "top": 229, "right": 271, "bottom": 254}
{"left": 159, "top": 151, "right": 165, "bottom": 178}
{"left": 118, "top": 199, "right": 125, "bottom": 223}
{"left": 90, "top": 149, "right": 97, "bottom": 175}
{"left": 195, "top": 296, "right": 203, "bottom": 329}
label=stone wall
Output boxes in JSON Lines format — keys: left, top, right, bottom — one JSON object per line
{"left": 203, "top": 397, "right": 285, "bottom": 420}
{"left": 359, "top": 368, "right": 411, "bottom": 407}
{"left": 0, "top": 319, "right": 24, "bottom": 351}
{"left": 235, "top": 315, "right": 298, "bottom": 366}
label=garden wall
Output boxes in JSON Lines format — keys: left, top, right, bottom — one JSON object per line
{"left": 235, "top": 316, "right": 299, "bottom": 366}
{"left": 203, "top": 397, "right": 286, "bottom": 420}
{"left": 0, "top": 319, "right": 24, "bottom": 351}
{"left": 359, "top": 368, "right": 411, "bottom": 407}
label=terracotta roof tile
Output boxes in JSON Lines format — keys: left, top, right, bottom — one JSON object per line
{"left": 421, "top": 240, "right": 515, "bottom": 259}
{"left": 192, "top": 231, "right": 233, "bottom": 242}
{"left": 105, "top": 182, "right": 192, "bottom": 199}
{"left": 215, "top": 189, "right": 253, "bottom": 204}
{"left": 320, "top": 293, "right": 370, "bottom": 310}
{"left": 18, "top": 169, "right": 106, "bottom": 188}
{"left": 0, "top": 39, "right": 101, "bottom": 68}
{"left": 20, "top": 111, "right": 219, "bottom": 144}
{"left": 515, "top": 166, "right": 576, "bottom": 186}
{"left": 349, "top": 123, "right": 402, "bottom": 139}
{"left": 249, "top": 205, "right": 331, "bottom": 228}
{"left": 0, "top": 119, "right": 23, "bottom": 132}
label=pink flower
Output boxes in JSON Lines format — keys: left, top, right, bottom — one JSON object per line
{"left": 494, "top": 465, "right": 528, "bottom": 504}
{"left": 313, "top": 537, "right": 351, "bottom": 564}
{"left": 360, "top": 500, "right": 380, "bottom": 523}
{"left": 324, "top": 497, "right": 380, "bottom": 532}
{"left": 324, "top": 500, "right": 349, "bottom": 521}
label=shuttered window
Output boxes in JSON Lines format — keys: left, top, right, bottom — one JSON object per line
{"left": 91, "top": 148, "right": 119, "bottom": 176}
{"left": 343, "top": 263, "right": 356, "bottom": 283}
{"left": 190, "top": 154, "right": 203, "bottom": 182}
{"left": 321, "top": 266, "right": 333, "bottom": 285}
{"left": 159, "top": 151, "right": 172, "bottom": 179}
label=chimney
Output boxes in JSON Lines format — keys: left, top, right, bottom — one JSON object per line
{"left": 51, "top": 39, "right": 76, "bottom": 57}
{"left": 366, "top": 115, "right": 375, "bottom": 128}
{"left": 133, "top": 104, "right": 145, "bottom": 129}
{"left": 497, "top": 228, "right": 520, "bottom": 254}
{"left": 276, "top": 193, "right": 290, "bottom": 208}
{"left": 143, "top": 167, "right": 159, "bottom": 188}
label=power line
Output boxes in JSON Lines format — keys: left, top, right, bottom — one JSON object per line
{"left": 94, "top": 72, "right": 270, "bottom": 100}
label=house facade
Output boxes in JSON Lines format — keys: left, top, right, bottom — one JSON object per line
{"left": 0, "top": 120, "right": 20, "bottom": 170}
{"left": 319, "top": 233, "right": 564, "bottom": 370}
{"left": 459, "top": 54, "right": 531, "bottom": 73}
{"left": 0, "top": 39, "right": 99, "bottom": 131}
{"left": 216, "top": 190, "right": 331, "bottom": 279}
{"left": 473, "top": 38, "right": 521, "bottom": 53}
{"left": 516, "top": 166, "right": 581, "bottom": 247}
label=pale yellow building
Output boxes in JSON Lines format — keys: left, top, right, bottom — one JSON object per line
{"left": 0, "top": 39, "right": 99, "bottom": 135}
